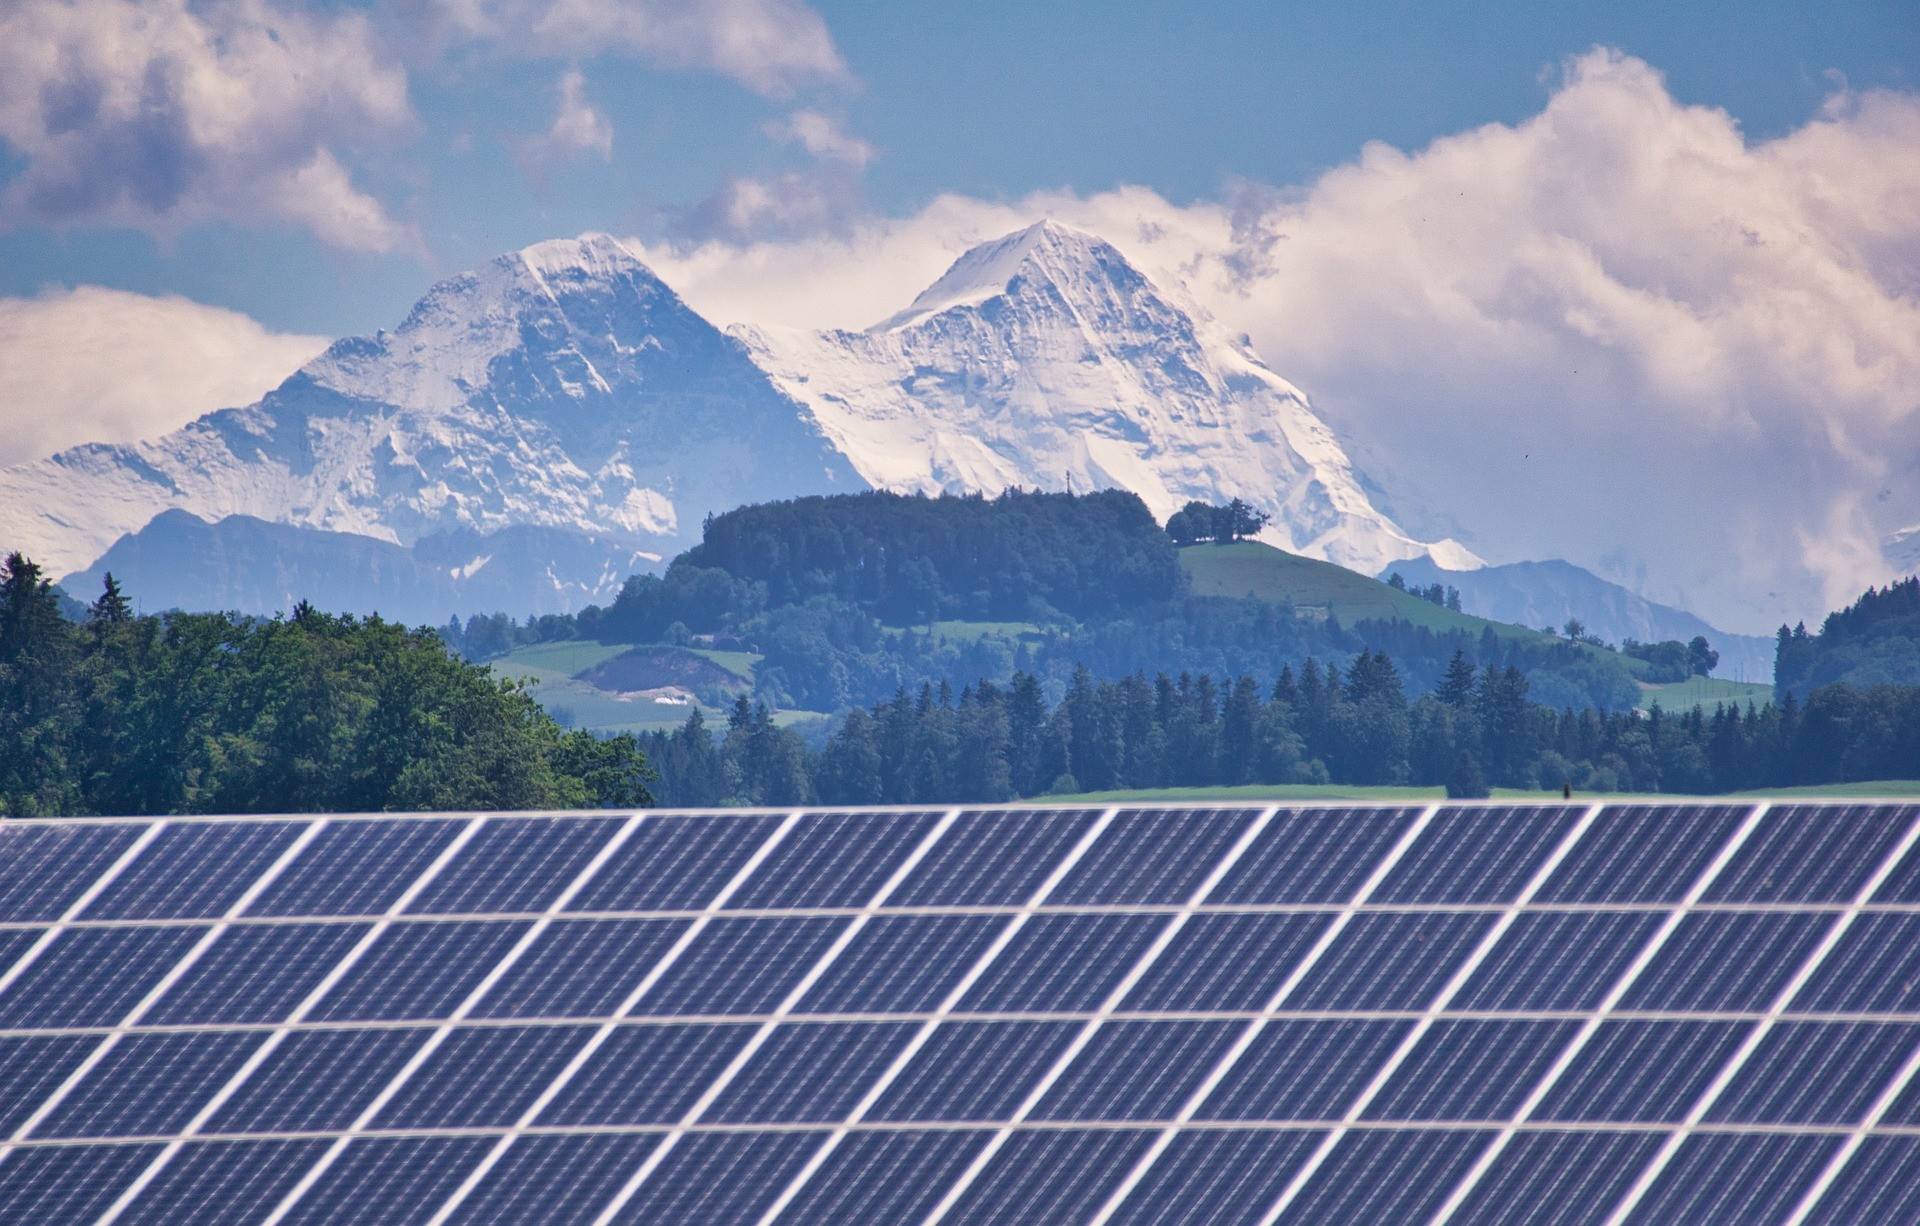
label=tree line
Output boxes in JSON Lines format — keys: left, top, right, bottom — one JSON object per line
{"left": 0, "top": 555, "right": 653, "bottom": 817}
{"left": 639, "top": 649, "right": 1920, "bottom": 807}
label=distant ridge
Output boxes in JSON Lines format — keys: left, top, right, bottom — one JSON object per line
{"left": 1382, "top": 555, "right": 1775, "bottom": 682}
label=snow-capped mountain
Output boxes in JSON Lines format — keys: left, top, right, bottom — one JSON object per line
{"left": 739, "top": 221, "right": 1476, "bottom": 576}
{"left": 0, "top": 234, "right": 862, "bottom": 580}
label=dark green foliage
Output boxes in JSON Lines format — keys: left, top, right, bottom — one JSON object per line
{"left": 1166, "top": 498, "right": 1270, "bottom": 545}
{"left": 673, "top": 654, "right": 1920, "bottom": 805}
{"left": 681, "top": 488, "right": 1180, "bottom": 624}
{"left": 1775, "top": 577, "right": 1920, "bottom": 700}
{"left": 1623, "top": 636, "right": 1718, "bottom": 682}
{"left": 0, "top": 561, "right": 652, "bottom": 816}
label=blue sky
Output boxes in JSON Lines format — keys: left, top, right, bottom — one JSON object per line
{"left": 1, "top": 0, "right": 1917, "bottom": 631}
{"left": 1, "top": 1, "right": 1913, "bottom": 334}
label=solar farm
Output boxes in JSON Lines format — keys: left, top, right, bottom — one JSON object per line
{"left": 1, "top": 801, "right": 1918, "bottom": 1224}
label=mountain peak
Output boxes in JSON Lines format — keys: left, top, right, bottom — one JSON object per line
{"left": 870, "top": 219, "right": 1123, "bottom": 332}
{"left": 515, "top": 232, "right": 652, "bottom": 284}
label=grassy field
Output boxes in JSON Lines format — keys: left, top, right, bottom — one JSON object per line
{"left": 1182, "top": 543, "right": 1547, "bottom": 640}
{"left": 928, "top": 620, "right": 1042, "bottom": 643}
{"left": 1052, "top": 781, "right": 1920, "bottom": 804}
{"left": 487, "top": 640, "right": 630, "bottom": 682}
{"left": 1634, "top": 676, "right": 1774, "bottom": 712}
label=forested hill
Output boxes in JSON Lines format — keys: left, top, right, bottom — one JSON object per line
{"left": 500, "top": 488, "right": 1652, "bottom": 713}
{"left": 1776, "top": 577, "right": 1920, "bottom": 700}
{"left": 680, "top": 489, "right": 1180, "bottom": 624}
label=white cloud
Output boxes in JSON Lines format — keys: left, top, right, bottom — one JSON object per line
{"left": 514, "top": 66, "right": 613, "bottom": 185}
{"left": 0, "top": 286, "right": 328, "bottom": 468}
{"left": 0, "top": 0, "right": 415, "bottom": 252}
{"left": 639, "top": 51, "right": 1920, "bottom": 633}
{"left": 421, "top": 0, "right": 848, "bottom": 95}
{"left": 765, "top": 110, "right": 872, "bottom": 168}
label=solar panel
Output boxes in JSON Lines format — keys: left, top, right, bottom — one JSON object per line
{"left": 1, "top": 800, "right": 1917, "bottom": 1225}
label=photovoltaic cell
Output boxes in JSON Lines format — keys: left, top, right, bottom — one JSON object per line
{"left": 82, "top": 821, "right": 308, "bottom": 920}
{"left": 705, "top": 1021, "right": 917, "bottom": 1122}
{"left": 1535, "top": 804, "right": 1750, "bottom": 903}
{"left": 1447, "top": 1130, "right": 1664, "bottom": 1226}
{"left": 1362, "top": 1018, "right": 1582, "bottom": 1121}
{"left": 208, "top": 1027, "right": 430, "bottom": 1134}
{"left": 0, "top": 821, "right": 150, "bottom": 922}
{"left": 726, "top": 811, "right": 941, "bottom": 910}
{"left": 38, "top": 1030, "right": 259, "bottom": 1138}
{"left": 250, "top": 818, "right": 466, "bottom": 917}
{"left": 868, "top": 1020, "right": 1081, "bottom": 1122}
{"left": 0, "top": 924, "right": 202, "bottom": 1029}
{"left": 372, "top": 1024, "right": 597, "bottom": 1129}
{"left": 955, "top": 913, "right": 1166, "bottom": 1013}
{"left": 1107, "top": 1130, "right": 1327, "bottom": 1226}
{"left": 1199, "top": 1019, "right": 1413, "bottom": 1121}
{"left": 1534, "top": 1020, "right": 1752, "bottom": 1122}
{"left": 468, "top": 917, "right": 688, "bottom": 1019}
{"left": 1801, "top": 1136, "right": 1920, "bottom": 1225}
{"left": 1703, "top": 804, "right": 1917, "bottom": 902}
{"left": 889, "top": 809, "right": 1102, "bottom": 906}
{"left": 1620, "top": 1132, "right": 1840, "bottom": 1225}
{"left": 1705, "top": 1021, "right": 1920, "bottom": 1124}
{"left": 942, "top": 1128, "right": 1155, "bottom": 1226}
{"left": 1049, "top": 808, "right": 1257, "bottom": 904}
{"left": 595, "top": 1130, "right": 820, "bottom": 1225}
{"left": 1211, "top": 807, "right": 1421, "bottom": 904}
{"left": 1286, "top": 911, "right": 1496, "bottom": 1011}
{"left": 1029, "top": 1019, "right": 1243, "bottom": 1120}
{"left": 141, "top": 921, "right": 371, "bottom": 1025}
{"left": 1372, "top": 805, "right": 1580, "bottom": 904}
{"left": 405, "top": 815, "right": 621, "bottom": 915}
{"left": 279, "top": 1135, "right": 492, "bottom": 1226}
{"left": 0, "top": 1141, "right": 159, "bottom": 1223}
{"left": 1451, "top": 911, "right": 1666, "bottom": 1012}
{"left": 1275, "top": 1128, "right": 1489, "bottom": 1225}
{"left": 631, "top": 916, "right": 844, "bottom": 1016}
{"left": 1123, "top": 912, "right": 1333, "bottom": 1012}
{"left": 1792, "top": 912, "right": 1920, "bottom": 1015}
{"left": 538, "top": 1023, "right": 755, "bottom": 1126}
{"left": 1868, "top": 809, "right": 1920, "bottom": 901}
{"left": 117, "top": 1137, "right": 331, "bottom": 1226}
{"left": 566, "top": 812, "right": 784, "bottom": 912}
{"left": 440, "top": 1133, "right": 662, "bottom": 1226}
{"left": 1620, "top": 911, "right": 1832, "bottom": 1012}
{"left": 306, "top": 919, "right": 534, "bottom": 1022}
{"left": 0, "top": 1035, "right": 95, "bottom": 1132}
{"left": 796, "top": 914, "right": 1007, "bottom": 1014}
{"left": 777, "top": 1129, "right": 988, "bottom": 1226}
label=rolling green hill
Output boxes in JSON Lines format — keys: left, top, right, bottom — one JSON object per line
{"left": 1182, "top": 542, "right": 1551, "bottom": 640}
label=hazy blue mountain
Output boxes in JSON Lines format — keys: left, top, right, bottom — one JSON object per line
{"left": 65, "top": 511, "right": 654, "bottom": 624}
{"left": 1382, "top": 555, "right": 1776, "bottom": 682}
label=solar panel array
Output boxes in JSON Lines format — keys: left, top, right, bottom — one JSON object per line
{"left": 1, "top": 801, "right": 1919, "bottom": 1225}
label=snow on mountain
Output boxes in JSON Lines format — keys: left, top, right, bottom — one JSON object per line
{"left": 738, "top": 220, "right": 1477, "bottom": 576}
{"left": 0, "top": 234, "right": 862, "bottom": 580}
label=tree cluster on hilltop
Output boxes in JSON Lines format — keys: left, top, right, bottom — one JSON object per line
{"left": 640, "top": 648, "right": 1920, "bottom": 807}
{"left": 1776, "top": 577, "right": 1920, "bottom": 699}
{"left": 0, "top": 555, "right": 652, "bottom": 817}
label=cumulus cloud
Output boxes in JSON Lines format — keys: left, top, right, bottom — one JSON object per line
{"left": 765, "top": 110, "right": 872, "bottom": 168}
{"left": 0, "top": 0, "right": 416, "bottom": 252}
{"left": 679, "top": 110, "right": 874, "bottom": 241}
{"left": 0, "top": 286, "right": 328, "bottom": 468}
{"left": 514, "top": 66, "right": 613, "bottom": 185}
{"left": 641, "top": 51, "right": 1920, "bottom": 632}
{"left": 418, "top": 0, "right": 848, "bottom": 95}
